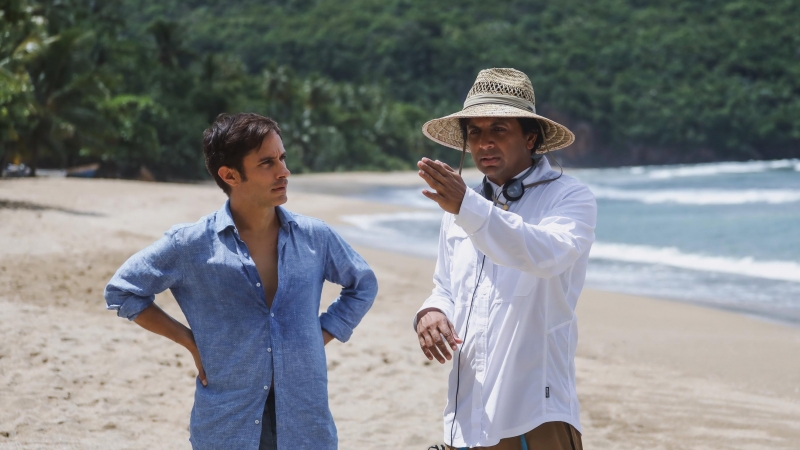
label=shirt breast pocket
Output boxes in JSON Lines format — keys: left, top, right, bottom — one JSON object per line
{"left": 512, "top": 272, "right": 537, "bottom": 298}
{"left": 513, "top": 271, "right": 574, "bottom": 331}
{"left": 488, "top": 271, "right": 535, "bottom": 308}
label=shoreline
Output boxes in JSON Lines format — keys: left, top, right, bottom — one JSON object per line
{"left": 290, "top": 171, "right": 800, "bottom": 330}
{"left": 1, "top": 176, "right": 799, "bottom": 449}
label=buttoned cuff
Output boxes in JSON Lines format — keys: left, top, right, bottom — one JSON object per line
{"left": 455, "top": 188, "right": 493, "bottom": 235}
{"left": 319, "top": 312, "right": 353, "bottom": 343}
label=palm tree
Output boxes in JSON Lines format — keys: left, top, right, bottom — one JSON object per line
{"left": 12, "top": 27, "right": 115, "bottom": 176}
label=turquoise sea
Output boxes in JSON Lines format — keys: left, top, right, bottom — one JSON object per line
{"left": 333, "top": 159, "right": 800, "bottom": 324}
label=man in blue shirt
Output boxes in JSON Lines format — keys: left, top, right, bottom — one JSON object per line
{"left": 104, "top": 113, "right": 378, "bottom": 449}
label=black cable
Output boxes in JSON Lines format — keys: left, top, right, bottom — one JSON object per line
{"left": 447, "top": 153, "right": 563, "bottom": 449}
{"left": 449, "top": 253, "right": 487, "bottom": 448}
{"left": 522, "top": 153, "right": 563, "bottom": 190}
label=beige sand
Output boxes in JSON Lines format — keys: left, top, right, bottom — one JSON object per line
{"left": 0, "top": 175, "right": 799, "bottom": 450}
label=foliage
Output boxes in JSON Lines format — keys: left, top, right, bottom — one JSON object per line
{"left": 1, "top": 0, "right": 799, "bottom": 178}
{"left": 122, "top": 0, "right": 800, "bottom": 163}
{"left": 260, "top": 65, "right": 431, "bottom": 172}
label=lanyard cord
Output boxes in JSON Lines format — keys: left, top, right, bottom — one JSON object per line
{"left": 447, "top": 154, "right": 564, "bottom": 447}
{"left": 450, "top": 252, "right": 487, "bottom": 448}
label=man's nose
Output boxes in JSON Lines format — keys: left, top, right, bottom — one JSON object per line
{"left": 279, "top": 160, "right": 290, "bottom": 178}
{"left": 478, "top": 132, "right": 494, "bottom": 150}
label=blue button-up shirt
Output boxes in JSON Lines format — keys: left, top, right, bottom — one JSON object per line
{"left": 104, "top": 202, "right": 378, "bottom": 449}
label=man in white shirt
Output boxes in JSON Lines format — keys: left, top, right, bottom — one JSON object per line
{"left": 414, "top": 68, "right": 596, "bottom": 450}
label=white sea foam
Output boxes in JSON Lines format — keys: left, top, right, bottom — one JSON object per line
{"left": 589, "top": 185, "right": 800, "bottom": 205}
{"left": 362, "top": 188, "right": 442, "bottom": 210}
{"left": 339, "top": 211, "right": 443, "bottom": 230}
{"left": 335, "top": 212, "right": 441, "bottom": 259}
{"left": 632, "top": 159, "right": 800, "bottom": 180}
{"left": 591, "top": 242, "right": 800, "bottom": 283}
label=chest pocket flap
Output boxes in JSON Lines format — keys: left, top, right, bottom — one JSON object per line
{"left": 513, "top": 272, "right": 574, "bottom": 332}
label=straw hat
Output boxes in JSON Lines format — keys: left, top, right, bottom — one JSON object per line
{"left": 422, "top": 68, "right": 575, "bottom": 154}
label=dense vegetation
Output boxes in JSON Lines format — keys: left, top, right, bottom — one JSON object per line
{"left": 2, "top": 0, "right": 798, "bottom": 179}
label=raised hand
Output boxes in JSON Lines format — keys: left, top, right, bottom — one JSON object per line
{"left": 417, "top": 158, "right": 467, "bottom": 215}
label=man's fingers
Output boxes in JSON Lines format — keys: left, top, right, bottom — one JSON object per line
{"left": 419, "top": 159, "right": 450, "bottom": 184}
{"left": 421, "top": 190, "right": 444, "bottom": 203}
{"left": 419, "top": 329, "right": 447, "bottom": 364}
{"left": 418, "top": 334, "right": 434, "bottom": 361}
{"left": 189, "top": 348, "right": 207, "bottom": 387}
{"left": 439, "top": 161, "right": 457, "bottom": 173}
{"left": 418, "top": 167, "right": 445, "bottom": 190}
{"left": 195, "top": 358, "right": 208, "bottom": 387}
{"left": 448, "top": 321, "right": 463, "bottom": 344}
{"left": 418, "top": 159, "right": 449, "bottom": 184}
{"left": 432, "top": 327, "right": 453, "bottom": 361}
{"left": 439, "top": 322, "right": 459, "bottom": 351}
{"left": 427, "top": 345, "right": 447, "bottom": 364}
{"left": 421, "top": 329, "right": 436, "bottom": 351}
{"left": 421, "top": 158, "right": 452, "bottom": 178}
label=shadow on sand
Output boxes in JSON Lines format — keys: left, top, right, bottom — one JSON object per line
{"left": 0, "top": 199, "right": 104, "bottom": 217}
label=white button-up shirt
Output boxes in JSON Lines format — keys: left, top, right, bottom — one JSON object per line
{"left": 416, "top": 158, "right": 597, "bottom": 448}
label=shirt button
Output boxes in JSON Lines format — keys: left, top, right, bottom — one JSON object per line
{"left": 270, "top": 313, "right": 274, "bottom": 317}
{"left": 244, "top": 253, "right": 249, "bottom": 258}
{"left": 255, "top": 420, "right": 259, "bottom": 424}
{"left": 264, "top": 385, "right": 269, "bottom": 390}
{"left": 267, "top": 348, "right": 272, "bottom": 352}
{"left": 256, "top": 283, "right": 261, "bottom": 287}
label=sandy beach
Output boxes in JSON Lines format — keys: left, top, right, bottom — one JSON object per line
{"left": 1, "top": 175, "right": 799, "bottom": 450}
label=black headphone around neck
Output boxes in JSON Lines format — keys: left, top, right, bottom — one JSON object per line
{"left": 481, "top": 155, "right": 543, "bottom": 203}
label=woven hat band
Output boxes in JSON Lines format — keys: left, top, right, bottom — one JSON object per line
{"left": 462, "top": 94, "right": 536, "bottom": 114}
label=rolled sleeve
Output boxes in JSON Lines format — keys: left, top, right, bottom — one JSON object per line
{"left": 104, "top": 229, "right": 183, "bottom": 321}
{"left": 320, "top": 224, "right": 378, "bottom": 343}
{"left": 319, "top": 312, "right": 354, "bottom": 343}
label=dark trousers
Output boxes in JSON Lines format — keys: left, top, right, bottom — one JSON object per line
{"left": 446, "top": 421, "right": 582, "bottom": 449}
{"left": 258, "top": 389, "right": 277, "bottom": 450}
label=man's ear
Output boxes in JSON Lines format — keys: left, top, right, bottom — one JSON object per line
{"left": 526, "top": 132, "right": 538, "bottom": 151}
{"left": 217, "top": 166, "right": 241, "bottom": 189}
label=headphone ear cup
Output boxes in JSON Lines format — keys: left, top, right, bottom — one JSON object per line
{"left": 503, "top": 178, "right": 524, "bottom": 201}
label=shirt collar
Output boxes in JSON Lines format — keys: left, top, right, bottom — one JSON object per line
{"left": 214, "top": 200, "right": 297, "bottom": 234}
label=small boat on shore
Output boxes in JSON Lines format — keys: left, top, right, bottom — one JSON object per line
{"left": 66, "top": 163, "right": 100, "bottom": 178}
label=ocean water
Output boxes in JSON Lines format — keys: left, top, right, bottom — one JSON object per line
{"left": 334, "top": 159, "right": 800, "bottom": 324}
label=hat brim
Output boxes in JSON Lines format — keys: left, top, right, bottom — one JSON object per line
{"left": 421, "top": 104, "right": 575, "bottom": 153}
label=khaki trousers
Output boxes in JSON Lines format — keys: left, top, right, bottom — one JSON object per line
{"left": 448, "top": 421, "right": 582, "bottom": 450}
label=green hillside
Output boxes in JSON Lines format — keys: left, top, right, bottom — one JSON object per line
{"left": 2, "top": 0, "right": 799, "bottom": 179}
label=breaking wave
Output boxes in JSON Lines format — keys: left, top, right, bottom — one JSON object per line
{"left": 627, "top": 159, "right": 800, "bottom": 180}
{"left": 589, "top": 185, "right": 800, "bottom": 205}
{"left": 590, "top": 242, "right": 800, "bottom": 283}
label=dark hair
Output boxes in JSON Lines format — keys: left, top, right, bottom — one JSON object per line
{"left": 203, "top": 113, "right": 281, "bottom": 195}
{"left": 458, "top": 117, "right": 543, "bottom": 153}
